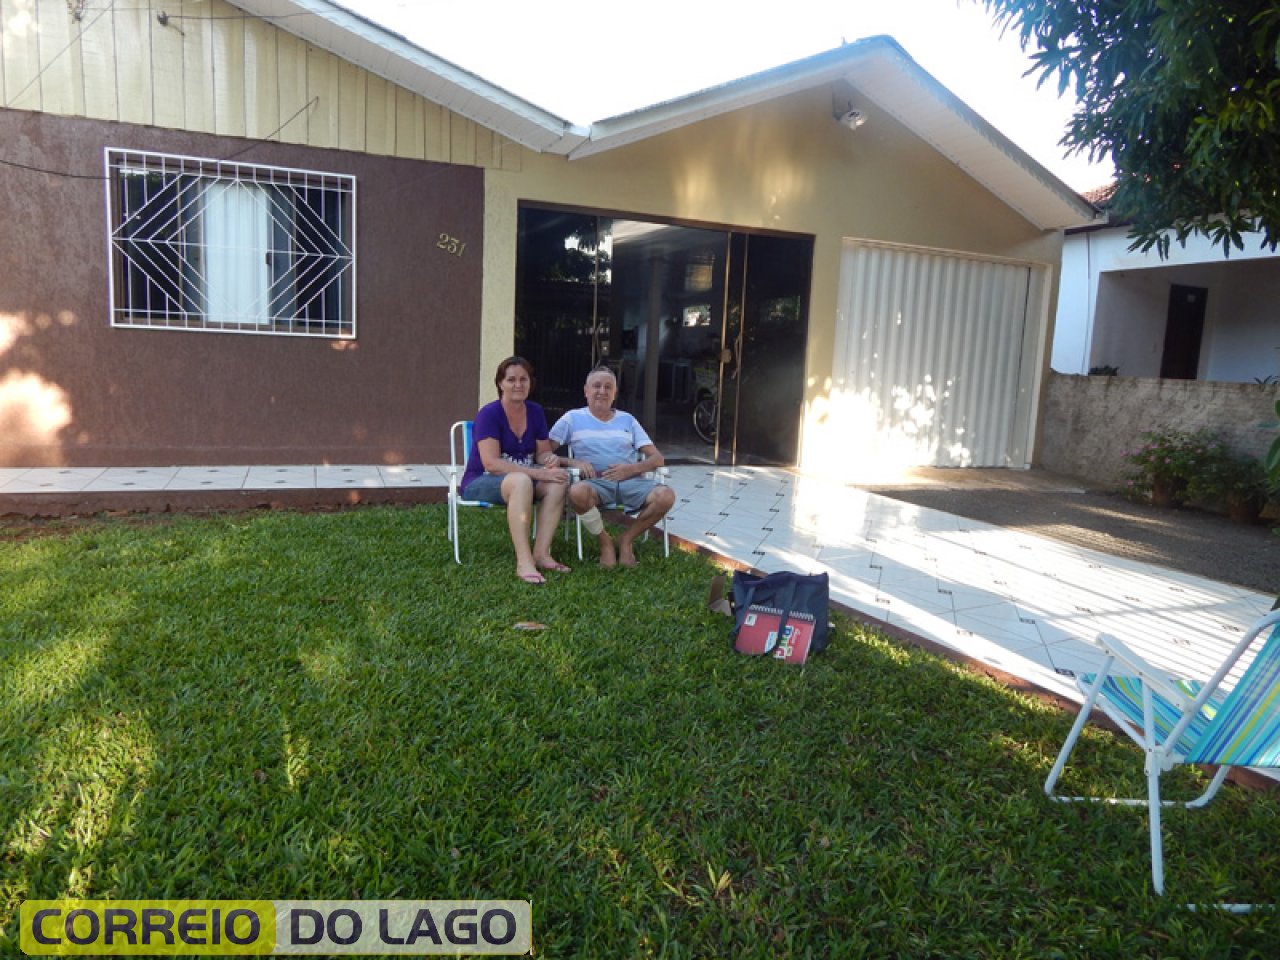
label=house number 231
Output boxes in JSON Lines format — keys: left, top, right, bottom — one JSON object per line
{"left": 437, "top": 234, "right": 467, "bottom": 256}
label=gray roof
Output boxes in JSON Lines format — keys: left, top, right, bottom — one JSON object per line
{"left": 233, "top": 1, "right": 1101, "bottom": 230}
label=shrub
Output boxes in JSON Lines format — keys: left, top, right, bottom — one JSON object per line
{"left": 1122, "top": 427, "right": 1220, "bottom": 504}
{"left": 1187, "top": 449, "right": 1270, "bottom": 508}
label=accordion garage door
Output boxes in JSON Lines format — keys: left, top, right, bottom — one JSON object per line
{"left": 833, "top": 239, "right": 1048, "bottom": 468}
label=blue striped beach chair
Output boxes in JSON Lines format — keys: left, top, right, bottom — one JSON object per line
{"left": 1045, "top": 608, "right": 1280, "bottom": 908}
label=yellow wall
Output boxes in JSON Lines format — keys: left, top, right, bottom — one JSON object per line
{"left": 0, "top": 0, "right": 521, "bottom": 168}
{"left": 484, "top": 85, "right": 1064, "bottom": 467}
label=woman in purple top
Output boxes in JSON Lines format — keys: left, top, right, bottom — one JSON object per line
{"left": 461, "top": 356, "right": 571, "bottom": 584}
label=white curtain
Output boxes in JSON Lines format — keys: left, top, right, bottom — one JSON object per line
{"left": 203, "top": 182, "right": 272, "bottom": 325}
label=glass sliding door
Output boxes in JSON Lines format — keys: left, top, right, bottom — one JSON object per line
{"left": 606, "top": 219, "right": 728, "bottom": 450}
{"left": 734, "top": 233, "right": 814, "bottom": 465}
{"left": 516, "top": 205, "right": 812, "bottom": 466}
{"left": 514, "top": 209, "right": 607, "bottom": 415}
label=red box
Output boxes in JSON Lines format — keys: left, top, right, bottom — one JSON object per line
{"left": 734, "top": 605, "right": 815, "bottom": 664}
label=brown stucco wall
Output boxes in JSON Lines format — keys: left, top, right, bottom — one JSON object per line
{"left": 0, "top": 108, "right": 483, "bottom": 467}
{"left": 1038, "top": 373, "right": 1280, "bottom": 487}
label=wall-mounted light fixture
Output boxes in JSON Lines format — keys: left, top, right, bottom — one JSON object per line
{"left": 836, "top": 106, "right": 867, "bottom": 131}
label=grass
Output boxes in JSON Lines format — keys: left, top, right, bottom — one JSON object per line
{"left": 1, "top": 504, "right": 1278, "bottom": 958}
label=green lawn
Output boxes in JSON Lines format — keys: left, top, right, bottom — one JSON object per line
{"left": 1, "top": 506, "right": 1277, "bottom": 957}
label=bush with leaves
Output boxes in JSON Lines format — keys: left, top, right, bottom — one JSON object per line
{"left": 1187, "top": 448, "right": 1270, "bottom": 509}
{"left": 1122, "top": 427, "right": 1221, "bottom": 503}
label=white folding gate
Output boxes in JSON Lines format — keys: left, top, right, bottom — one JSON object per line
{"left": 833, "top": 240, "right": 1046, "bottom": 468}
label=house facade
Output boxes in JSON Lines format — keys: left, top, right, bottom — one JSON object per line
{"left": 1052, "top": 219, "right": 1280, "bottom": 383}
{"left": 0, "top": 0, "right": 1097, "bottom": 472}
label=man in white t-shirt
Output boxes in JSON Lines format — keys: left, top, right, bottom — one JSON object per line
{"left": 543, "top": 366, "right": 676, "bottom": 567}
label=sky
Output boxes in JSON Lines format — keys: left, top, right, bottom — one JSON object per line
{"left": 335, "top": 0, "right": 1114, "bottom": 193}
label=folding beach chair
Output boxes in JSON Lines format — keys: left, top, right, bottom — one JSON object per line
{"left": 447, "top": 419, "right": 551, "bottom": 563}
{"left": 567, "top": 450, "right": 671, "bottom": 561}
{"left": 446, "top": 420, "right": 492, "bottom": 564}
{"left": 1044, "top": 607, "right": 1280, "bottom": 908}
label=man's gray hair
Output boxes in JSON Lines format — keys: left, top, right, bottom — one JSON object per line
{"left": 585, "top": 365, "right": 617, "bottom": 384}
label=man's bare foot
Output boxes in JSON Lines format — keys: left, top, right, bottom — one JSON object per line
{"left": 618, "top": 540, "right": 638, "bottom": 567}
{"left": 598, "top": 535, "right": 617, "bottom": 568}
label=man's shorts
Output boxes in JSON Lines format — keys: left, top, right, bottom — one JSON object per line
{"left": 579, "top": 476, "right": 656, "bottom": 512}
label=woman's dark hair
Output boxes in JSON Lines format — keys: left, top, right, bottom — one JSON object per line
{"left": 494, "top": 356, "right": 535, "bottom": 398}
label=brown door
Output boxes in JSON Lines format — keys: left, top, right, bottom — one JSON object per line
{"left": 1160, "top": 284, "right": 1207, "bottom": 379}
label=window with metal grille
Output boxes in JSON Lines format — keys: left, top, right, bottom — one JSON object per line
{"left": 105, "top": 149, "right": 356, "bottom": 338}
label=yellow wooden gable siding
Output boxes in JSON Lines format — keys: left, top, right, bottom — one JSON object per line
{"left": 0, "top": 0, "right": 520, "bottom": 170}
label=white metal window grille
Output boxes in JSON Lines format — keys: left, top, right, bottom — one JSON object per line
{"left": 105, "top": 149, "right": 356, "bottom": 338}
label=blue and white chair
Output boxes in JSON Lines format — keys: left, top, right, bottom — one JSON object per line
{"left": 446, "top": 420, "right": 491, "bottom": 564}
{"left": 567, "top": 448, "right": 671, "bottom": 561}
{"left": 447, "top": 419, "right": 553, "bottom": 564}
{"left": 1045, "top": 608, "right": 1280, "bottom": 909}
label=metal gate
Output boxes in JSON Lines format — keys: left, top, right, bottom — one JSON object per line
{"left": 834, "top": 240, "right": 1045, "bottom": 468}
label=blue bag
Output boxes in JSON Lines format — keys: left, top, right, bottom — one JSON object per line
{"left": 730, "top": 570, "right": 831, "bottom": 658}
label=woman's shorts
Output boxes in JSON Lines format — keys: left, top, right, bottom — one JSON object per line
{"left": 460, "top": 473, "right": 506, "bottom": 504}
{"left": 462, "top": 472, "right": 563, "bottom": 505}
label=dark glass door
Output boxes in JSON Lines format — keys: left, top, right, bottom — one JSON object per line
{"left": 514, "top": 209, "right": 606, "bottom": 416}
{"left": 516, "top": 206, "right": 811, "bottom": 465}
{"left": 605, "top": 219, "right": 727, "bottom": 452}
{"left": 713, "top": 233, "right": 747, "bottom": 465}
{"left": 735, "top": 233, "right": 813, "bottom": 464}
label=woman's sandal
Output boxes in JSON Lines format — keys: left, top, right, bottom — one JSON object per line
{"left": 537, "top": 561, "right": 572, "bottom": 574}
{"left": 519, "top": 571, "right": 546, "bottom": 585}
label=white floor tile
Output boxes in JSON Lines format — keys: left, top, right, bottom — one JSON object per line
{"left": 86, "top": 468, "right": 179, "bottom": 491}
{"left": 815, "top": 546, "right": 877, "bottom": 570}
{"left": 1040, "top": 639, "right": 1109, "bottom": 679}
{"left": 244, "top": 467, "right": 318, "bottom": 488}
{"left": 171, "top": 467, "right": 250, "bottom": 490}
{"left": 953, "top": 613, "right": 1046, "bottom": 652}
{"left": 879, "top": 587, "right": 954, "bottom": 618}
{"left": 316, "top": 466, "right": 386, "bottom": 488}
{"left": 378, "top": 465, "right": 449, "bottom": 487}
{"left": 703, "top": 529, "right": 766, "bottom": 556}
{"left": 1, "top": 467, "right": 106, "bottom": 492}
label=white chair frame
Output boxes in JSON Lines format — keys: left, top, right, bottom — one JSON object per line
{"left": 446, "top": 420, "right": 491, "bottom": 564}
{"left": 567, "top": 455, "right": 671, "bottom": 561}
{"left": 448, "top": 419, "right": 550, "bottom": 564}
{"left": 1045, "top": 607, "right": 1280, "bottom": 910}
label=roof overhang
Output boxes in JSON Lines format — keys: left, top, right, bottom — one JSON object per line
{"left": 231, "top": 5, "right": 1098, "bottom": 231}
{"left": 567, "top": 38, "right": 1101, "bottom": 231}
{"left": 231, "top": 0, "right": 589, "bottom": 153}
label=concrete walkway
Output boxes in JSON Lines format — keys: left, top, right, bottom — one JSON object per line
{"left": 1, "top": 461, "right": 1274, "bottom": 705}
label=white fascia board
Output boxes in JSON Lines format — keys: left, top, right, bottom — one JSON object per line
{"left": 224, "top": 5, "right": 1098, "bottom": 228}
{"left": 230, "top": 0, "right": 589, "bottom": 153}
